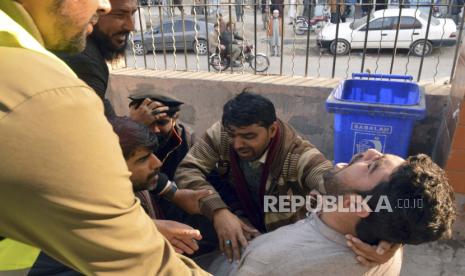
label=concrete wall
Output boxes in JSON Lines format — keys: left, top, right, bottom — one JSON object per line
{"left": 445, "top": 44, "right": 465, "bottom": 195}
{"left": 107, "top": 69, "right": 450, "bottom": 164}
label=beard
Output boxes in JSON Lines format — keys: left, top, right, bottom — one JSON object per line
{"left": 89, "top": 26, "right": 129, "bottom": 61}
{"left": 49, "top": 1, "right": 93, "bottom": 54}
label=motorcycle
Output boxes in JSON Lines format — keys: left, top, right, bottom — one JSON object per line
{"left": 209, "top": 41, "right": 270, "bottom": 72}
{"left": 293, "top": 9, "right": 330, "bottom": 35}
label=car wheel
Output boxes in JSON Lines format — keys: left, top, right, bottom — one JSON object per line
{"left": 133, "top": 41, "right": 146, "bottom": 56}
{"left": 294, "top": 20, "right": 307, "bottom": 35}
{"left": 329, "top": 39, "right": 350, "bottom": 55}
{"left": 194, "top": 39, "right": 208, "bottom": 55}
{"left": 411, "top": 40, "right": 433, "bottom": 57}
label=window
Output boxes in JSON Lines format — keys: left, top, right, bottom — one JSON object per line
{"left": 174, "top": 20, "right": 196, "bottom": 32}
{"left": 395, "top": 17, "right": 422, "bottom": 29}
{"left": 419, "top": 11, "right": 440, "bottom": 26}
{"left": 352, "top": 15, "right": 368, "bottom": 30}
{"left": 161, "top": 23, "right": 173, "bottom": 33}
{"left": 360, "top": 18, "right": 394, "bottom": 31}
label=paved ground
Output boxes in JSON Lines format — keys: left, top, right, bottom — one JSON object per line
{"left": 127, "top": 4, "right": 465, "bottom": 82}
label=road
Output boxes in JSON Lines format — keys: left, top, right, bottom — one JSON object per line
{"left": 126, "top": 5, "right": 463, "bottom": 82}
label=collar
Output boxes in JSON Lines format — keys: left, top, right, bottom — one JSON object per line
{"left": 310, "top": 212, "right": 348, "bottom": 247}
{"left": 248, "top": 149, "right": 268, "bottom": 169}
{"left": 0, "top": 1, "right": 75, "bottom": 74}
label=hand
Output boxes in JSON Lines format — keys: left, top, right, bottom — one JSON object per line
{"left": 171, "top": 189, "right": 213, "bottom": 215}
{"left": 213, "top": 209, "right": 260, "bottom": 263}
{"left": 239, "top": 217, "right": 262, "bottom": 241}
{"left": 346, "top": 234, "right": 401, "bottom": 267}
{"left": 220, "top": 45, "right": 226, "bottom": 50}
{"left": 129, "top": 98, "right": 169, "bottom": 126}
{"left": 155, "top": 220, "right": 202, "bottom": 255}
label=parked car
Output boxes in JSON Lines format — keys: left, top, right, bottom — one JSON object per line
{"left": 132, "top": 17, "right": 213, "bottom": 56}
{"left": 317, "top": 9, "right": 457, "bottom": 56}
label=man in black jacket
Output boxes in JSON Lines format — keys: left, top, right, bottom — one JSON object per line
{"left": 56, "top": 0, "right": 138, "bottom": 118}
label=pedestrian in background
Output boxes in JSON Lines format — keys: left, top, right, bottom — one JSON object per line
{"left": 235, "top": 0, "right": 244, "bottom": 22}
{"left": 329, "top": 0, "right": 346, "bottom": 23}
{"left": 268, "top": 9, "right": 282, "bottom": 56}
{"left": 288, "top": 0, "right": 297, "bottom": 24}
{"left": 262, "top": 0, "right": 271, "bottom": 29}
{"left": 450, "top": 0, "right": 464, "bottom": 25}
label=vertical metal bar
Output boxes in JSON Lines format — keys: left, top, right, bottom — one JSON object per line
{"left": 169, "top": 6, "right": 178, "bottom": 70}
{"left": 229, "top": 0, "right": 234, "bottom": 73}
{"left": 254, "top": 0, "right": 258, "bottom": 75}
{"left": 137, "top": 1, "right": 148, "bottom": 68}
{"left": 360, "top": 11, "right": 371, "bottom": 73}
{"left": 417, "top": 0, "right": 434, "bottom": 82}
{"left": 304, "top": 2, "right": 312, "bottom": 77}
{"left": 240, "top": 3, "right": 247, "bottom": 74}
{"left": 279, "top": 3, "right": 285, "bottom": 76}
{"left": 192, "top": 0, "right": 201, "bottom": 71}
{"left": 204, "top": 0, "right": 211, "bottom": 72}
{"left": 158, "top": 5, "right": 168, "bottom": 70}
{"left": 389, "top": 0, "right": 403, "bottom": 74}
{"left": 331, "top": 4, "right": 341, "bottom": 78}
{"left": 181, "top": 11, "right": 188, "bottom": 70}
{"left": 451, "top": 7, "right": 465, "bottom": 81}
{"left": 147, "top": 1, "right": 158, "bottom": 70}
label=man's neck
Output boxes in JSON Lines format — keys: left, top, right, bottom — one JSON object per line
{"left": 319, "top": 211, "right": 358, "bottom": 237}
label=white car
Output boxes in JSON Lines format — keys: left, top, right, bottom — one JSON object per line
{"left": 317, "top": 9, "right": 457, "bottom": 56}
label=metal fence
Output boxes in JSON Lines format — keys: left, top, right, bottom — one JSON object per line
{"left": 126, "top": 0, "right": 465, "bottom": 82}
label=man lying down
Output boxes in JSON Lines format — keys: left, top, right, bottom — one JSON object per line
{"left": 205, "top": 149, "right": 456, "bottom": 276}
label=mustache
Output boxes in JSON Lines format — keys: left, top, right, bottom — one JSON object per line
{"left": 89, "top": 14, "right": 99, "bottom": 25}
{"left": 147, "top": 169, "right": 160, "bottom": 182}
{"left": 113, "top": 31, "right": 130, "bottom": 37}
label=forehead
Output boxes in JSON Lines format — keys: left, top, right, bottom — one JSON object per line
{"left": 128, "top": 147, "right": 151, "bottom": 160}
{"left": 226, "top": 124, "right": 265, "bottom": 134}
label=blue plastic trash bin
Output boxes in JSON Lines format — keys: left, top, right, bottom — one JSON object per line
{"left": 326, "top": 73, "right": 426, "bottom": 164}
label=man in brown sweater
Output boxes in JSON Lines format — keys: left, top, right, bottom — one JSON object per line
{"left": 175, "top": 90, "right": 333, "bottom": 262}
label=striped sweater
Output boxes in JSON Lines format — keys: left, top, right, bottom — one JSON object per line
{"left": 175, "top": 119, "right": 333, "bottom": 232}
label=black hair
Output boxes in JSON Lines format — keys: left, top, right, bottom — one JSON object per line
{"left": 222, "top": 89, "right": 277, "bottom": 129}
{"left": 356, "top": 154, "right": 456, "bottom": 245}
{"left": 110, "top": 117, "right": 158, "bottom": 160}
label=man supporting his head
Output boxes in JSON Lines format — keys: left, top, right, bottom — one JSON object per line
{"left": 207, "top": 149, "right": 456, "bottom": 275}
{"left": 128, "top": 94, "right": 219, "bottom": 256}
{"left": 175, "top": 90, "right": 333, "bottom": 262}
{"left": 0, "top": 1, "right": 207, "bottom": 274}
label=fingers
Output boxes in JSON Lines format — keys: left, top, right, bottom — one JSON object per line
{"left": 346, "top": 235, "right": 400, "bottom": 266}
{"left": 356, "top": 256, "right": 377, "bottom": 268}
{"left": 183, "top": 229, "right": 202, "bottom": 241}
{"left": 347, "top": 238, "right": 376, "bottom": 261}
{"left": 346, "top": 235, "right": 375, "bottom": 253}
{"left": 173, "top": 246, "right": 184, "bottom": 254}
{"left": 218, "top": 234, "right": 225, "bottom": 254}
{"left": 376, "top": 240, "right": 393, "bottom": 255}
{"left": 224, "top": 238, "right": 235, "bottom": 262}
{"left": 236, "top": 232, "right": 248, "bottom": 253}
{"left": 170, "top": 238, "right": 195, "bottom": 255}
{"left": 195, "top": 189, "right": 214, "bottom": 200}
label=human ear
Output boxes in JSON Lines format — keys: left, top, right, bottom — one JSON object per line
{"left": 268, "top": 121, "right": 278, "bottom": 138}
